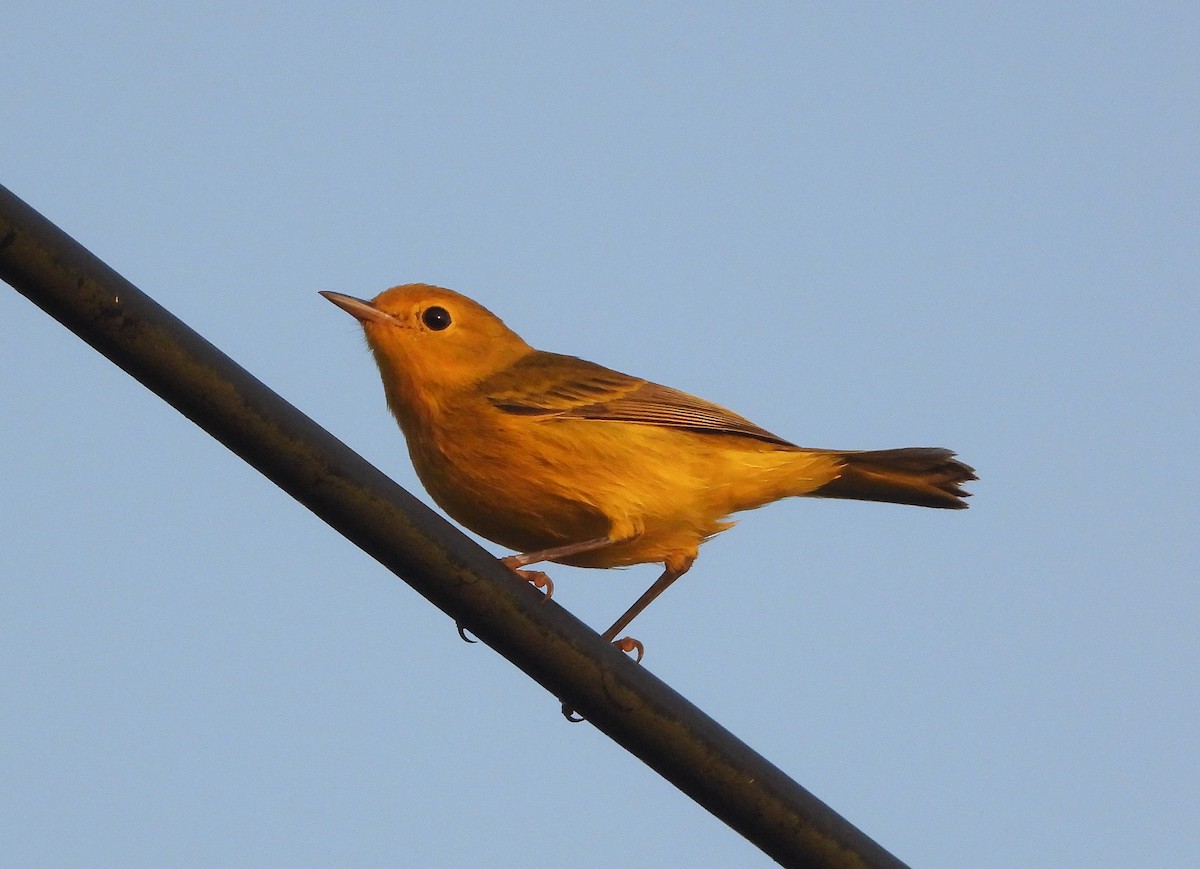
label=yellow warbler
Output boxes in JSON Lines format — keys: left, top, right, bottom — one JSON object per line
{"left": 321, "top": 284, "right": 975, "bottom": 656}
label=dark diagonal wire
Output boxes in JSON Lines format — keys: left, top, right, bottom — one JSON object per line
{"left": 1, "top": 183, "right": 909, "bottom": 869}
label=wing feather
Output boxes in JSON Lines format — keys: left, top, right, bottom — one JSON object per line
{"left": 485, "top": 352, "right": 794, "bottom": 446}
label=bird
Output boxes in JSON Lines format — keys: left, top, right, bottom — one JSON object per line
{"left": 321, "top": 284, "right": 975, "bottom": 659}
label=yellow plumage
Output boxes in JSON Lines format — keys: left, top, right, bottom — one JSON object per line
{"left": 322, "top": 283, "right": 975, "bottom": 653}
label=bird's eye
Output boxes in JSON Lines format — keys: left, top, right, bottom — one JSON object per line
{"left": 421, "top": 306, "right": 452, "bottom": 331}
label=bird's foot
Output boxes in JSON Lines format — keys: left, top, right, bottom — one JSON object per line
{"left": 612, "top": 636, "right": 644, "bottom": 663}
{"left": 559, "top": 636, "right": 644, "bottom": 722}
{"left": 510, "top": 566, "right": 554, "bottom": 601}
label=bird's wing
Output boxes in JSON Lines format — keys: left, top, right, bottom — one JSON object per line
{"left": 485, "top": 352, "right": 795, "bottom": 446}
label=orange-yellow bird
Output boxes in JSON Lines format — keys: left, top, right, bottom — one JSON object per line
{"left": 321, "top": 284, "right": 975, "bottom": 657}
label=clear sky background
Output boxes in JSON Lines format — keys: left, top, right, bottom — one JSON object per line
{"left": 2, "top": 5, "right": 1197, "bottom": 867}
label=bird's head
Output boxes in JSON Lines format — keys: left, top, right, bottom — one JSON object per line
{"left": 322, "top": 284, "right": 532, "bottom": 395}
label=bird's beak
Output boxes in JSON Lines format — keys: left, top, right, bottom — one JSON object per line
{"left": 319, "top": 291, "right": 396, "bottom": 325}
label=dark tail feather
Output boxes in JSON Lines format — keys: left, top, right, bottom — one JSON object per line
{"left": 812, "top": 447, "right": 976, "bottom": 509}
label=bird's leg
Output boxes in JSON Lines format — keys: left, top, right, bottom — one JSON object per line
{"left": 500, "top": 536, "right": 615, "bottom": 601}
{"left": 600, "top": 561, "right": 690, "bottom": 662}
{"left": 502, "top": 536, "right": 617, "bottom": 568}
{"left": 456, "top": 536, "right": 617, "bottom": 645}
{"left": 559, "top": 561, "right": 692, "bottom": 722}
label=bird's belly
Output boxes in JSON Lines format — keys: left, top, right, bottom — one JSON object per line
{"left": 413, "top": 448, "right": 613, "bottom": 556}
{"left": 406, "top": 415, "right": 821, "bottom": 568}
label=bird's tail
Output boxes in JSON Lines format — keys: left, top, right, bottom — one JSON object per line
{"left": 811, "top": 447, "right": 976, "bottom": 509}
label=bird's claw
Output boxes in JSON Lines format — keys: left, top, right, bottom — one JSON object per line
{"left": 455, "top": 621, "right": 478, "bottom": 643}
{"left": 513, "top": 567, "right": 554, "bottom": 601}
{"left": 613, "top": 636, "right": 644, "bottom": 663}
{"left": 560, "top": 702, "right": 585, "bottom": 722}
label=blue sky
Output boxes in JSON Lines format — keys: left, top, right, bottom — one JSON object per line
{"left": 2, "top": 5, "right": 1197, "bottom": 867}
